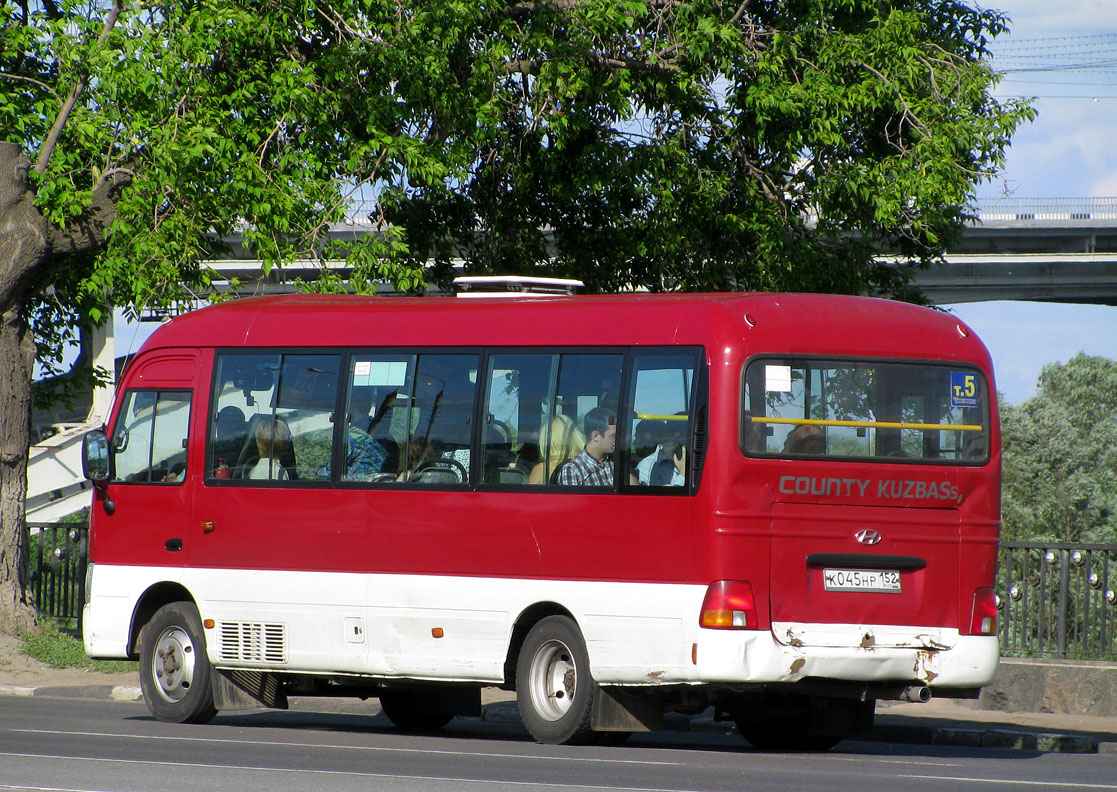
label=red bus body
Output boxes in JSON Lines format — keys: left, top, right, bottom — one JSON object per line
{"left": 82, "top": 293, "right": 1000, "bottom": 746}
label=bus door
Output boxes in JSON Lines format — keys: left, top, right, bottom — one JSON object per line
{"left": 744, "top": 358, "right": 990, "bottom": 650}
{"left": 93, "top": 352, "right": 200, "bottom": 571}
{"left": 187, "top": 352, "right": 375, "bottom": 674}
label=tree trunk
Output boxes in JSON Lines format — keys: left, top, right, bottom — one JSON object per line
{"left": 0, "top": 142, "right": 49, "bottom": 635}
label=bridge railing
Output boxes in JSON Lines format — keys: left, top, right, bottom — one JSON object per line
{"left": 334, "top": 196, "right": 1117, "bottom": 224}
{"left": 999, "top": 542, "right": 1117, "bottom": 659}
{"left": 976, "top": 197, "right": 1117, "bottom": 221}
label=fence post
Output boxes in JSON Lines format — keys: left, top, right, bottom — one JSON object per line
{"left": 1057, "top": 548, "right": 1070, "bottom": 659}
{"left": 76, "top": 526, "right": 88, "bottom": 637}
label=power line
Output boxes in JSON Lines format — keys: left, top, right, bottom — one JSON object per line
{"left": 984, "top": 32, "right": 1117, "bottom": 80}
{"left": 992, "top": 33, "right": 1117, "bottom": 47}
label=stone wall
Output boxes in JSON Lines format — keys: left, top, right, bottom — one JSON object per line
{"left": 965, "top": 657, "right": 1117, "bottom": 717}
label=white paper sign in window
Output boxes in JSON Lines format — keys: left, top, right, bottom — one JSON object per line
{"left": 765, "top": 364, "right": 792, "bottom": 393}
{"left": 367, "top": 361, "right": 407, "bottom": 387}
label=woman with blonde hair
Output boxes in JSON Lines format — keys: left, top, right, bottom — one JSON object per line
{"left": 528, "top": 412, "right": 586, "bottom": 485}
{"left": 248, "top": 417, "right": 293, "bottom": 480}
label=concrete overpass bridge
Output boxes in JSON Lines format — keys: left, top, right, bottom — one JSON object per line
{"left": 205, "top": 197, "right": 1117, "bottom": 306}
{"left": 920, "top": 198, "right": 1117, "bottom": 305}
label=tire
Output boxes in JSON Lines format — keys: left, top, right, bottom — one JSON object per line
{"left": 379, "top": 689, "right": 454, "bottom": 731}
{"left": 730, "top": 691, "right": 866, "bottom": 752}
{"left": 594, "top": 730, "right": 631, "bottom": 746}
{"left": 737, "top": 717, "right": 842, "bottom": 752}
{"left": 516, "top": 616, "right": 598, "bottom": 745}
{"left": 138, "top": 602, "right": 218, "bottom": 724}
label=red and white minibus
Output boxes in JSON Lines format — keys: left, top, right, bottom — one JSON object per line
{"left": 81, "top": 292, "right": 999, "bottom": 748}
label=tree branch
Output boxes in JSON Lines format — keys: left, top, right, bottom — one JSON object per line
{"left": 34, "top": 0, "right": 124, "bottom": 177}
{"left": 504, "top": 0, "right": 682, "bottom": 16}
{"left": 45, "top": 168, "right": 132, "bottom": 260}
{"left": 502, "top": 52, "right": 681, "bottom": 76}
{"left": 0, "top": 71, "right": 62, "bottom": 102}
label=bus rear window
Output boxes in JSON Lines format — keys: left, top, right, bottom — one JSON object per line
{"left": 742, "top": 359, "right": 989, "bottom": 464}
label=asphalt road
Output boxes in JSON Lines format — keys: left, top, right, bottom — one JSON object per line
{"left": 4, "top": 697, "right": 1117, "bottom": 792}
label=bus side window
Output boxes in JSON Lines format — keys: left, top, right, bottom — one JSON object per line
{"left": 112, "top": 390, "right": 191, "bottom": 484}
{"left": 340, "top": 353, "right": 411, "bottom": 483}
{"left": 276, "top": 354, "right": 339, "bottom": 481}
{"left": 210, "top": 353, "right": 339, "bottom": 483}
{"left": 551, "top": 354, "right": 623, "bottom": 488}
{"left": 481, "top": 354, "right": 556, "bottom": 486}
{"left": 626, "top": 353, "right": 697, "bottom": 489}
{"left": 403, "top": 354, "right": 479, "bottom": 485}
{"left": 481, "top": 353, "right": 622, "bottom": 489}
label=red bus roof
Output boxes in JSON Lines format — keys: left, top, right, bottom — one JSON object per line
{"left": 137, "top": 293, "right": 993, "bottom": 369}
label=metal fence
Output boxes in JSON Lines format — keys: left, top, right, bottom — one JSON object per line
{"left": 998, "top": 542, "right": 1117, "bottom": 659}
{"left": 28, "top": 522, "right": 88, "bottom": 630}
{"left": 24, "top": 524, "right": 1117, "bottom": 659}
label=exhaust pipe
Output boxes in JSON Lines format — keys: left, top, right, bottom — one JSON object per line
{"left": 901, "top": 685, "right": 932, "bottom": 703}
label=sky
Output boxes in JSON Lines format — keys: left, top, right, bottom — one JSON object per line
{"left": 972, "top": 0, "right": 1117, "bottom": 202}
{"left": 935, "top": 0, "right": 1117, "bottom": 404}
{"left": 109, "top": 1, "right": 1117, "bottom": 407}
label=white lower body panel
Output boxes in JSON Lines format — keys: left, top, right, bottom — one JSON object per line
{"left": 84, "top": 564, "right": 997, "bottom": 692}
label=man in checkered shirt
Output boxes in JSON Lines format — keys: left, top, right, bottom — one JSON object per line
{"left": 556, "top": 407, "right": 616, "bottom": 487}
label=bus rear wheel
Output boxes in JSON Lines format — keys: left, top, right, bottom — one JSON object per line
{"left": 378, "top": 689, "right": 454, "bottom": 731}
{"left": 736, "top": 716, "right": 843, "bottom": 752}
{"left": 516, "top": 616, "right": 598, "bottom": 745}
{"left": 138, "top": 602, "right": 218, "bottom": 724}
{"left": 732, "top": 695, "right": 871, "bottom": 751}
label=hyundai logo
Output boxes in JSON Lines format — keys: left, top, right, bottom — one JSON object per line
{"left": 855, "top": 529, "right": 882, "bottom": 546}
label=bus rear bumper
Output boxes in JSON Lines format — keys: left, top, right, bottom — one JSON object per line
{"left": 693, "top": 630, "right": 999, "bottom": 692}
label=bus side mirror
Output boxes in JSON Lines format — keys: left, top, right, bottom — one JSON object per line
{"left": 82, "top": 430, "right": 111, "bottom": 484}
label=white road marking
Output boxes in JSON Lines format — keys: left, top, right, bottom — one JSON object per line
{"left": 900, "top": 775, "right": 1117, "bottom": 789}
{"left": 0, "top": 750, "right": 702, "bottom": 792}
{"left": 8, "top": 728, "right": 677, "bottom": 766}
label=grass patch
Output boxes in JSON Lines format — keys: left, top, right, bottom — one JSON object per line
{"left": 20, "top": 623, "right": 137, "bottom": 673}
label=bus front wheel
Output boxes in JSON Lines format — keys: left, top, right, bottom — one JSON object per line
{"left": 516, "top": 616, "right": 598, "bottom": 745}
{"left": 138, "top": 602, "right": 218, "bottom": 724}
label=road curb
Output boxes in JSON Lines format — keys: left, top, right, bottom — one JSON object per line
{"left": 0, "top": 684, "right": 142, "bottom": 702}
{"left": 930, "top": 726, "right": 1098, "bottom": 753}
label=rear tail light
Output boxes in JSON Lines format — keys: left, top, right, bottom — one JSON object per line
{"left": 970, "top": 587, "right": 998, "bottom": 635}
{"left": 700, "top": 580, "right": 758, "bottom": 629}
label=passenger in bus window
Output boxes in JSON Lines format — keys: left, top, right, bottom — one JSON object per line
{"left": 248, "top": 418, "right": 293, "bottom": 480}
{"left": 633, "top": 419, "right": 664, "bottom": 460}
{"left": 556, "top": 407, "right": 616, "bottom": 487}
{"left": 398, "top": 436, "right": 433, "bottom": 480}
{"left": 636, "top": 419, "right": 686, "bottom": 486}
{"left": 315, "top": 393, "right": 392, "bottom": 481}
{"left": 342, "top": 389, "right": 391, "bottom": 480}
{"left": 528, "top": 412, "right": 585, "bottom": 485}
{"left": 783, "top": 424, "right": 825, "bottom": 455}
{"left": 162, "top": 463, "right": 186, "bottom": 483}
{"left": 742, "top": 412, "right": 765, "bottom": 453}
{"left": 212, "top": 405, "right": 247, "bottom": 478}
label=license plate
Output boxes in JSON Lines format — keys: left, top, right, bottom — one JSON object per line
{"left": 823, "top": 568, "right": 902, "bottom": 593}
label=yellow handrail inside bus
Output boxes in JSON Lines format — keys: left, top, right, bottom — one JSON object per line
{"left": 637, "top": 413, "right": 689, "bottom": 422}
{"left": 750, "top": 416, "right": 983, "bottom": 432}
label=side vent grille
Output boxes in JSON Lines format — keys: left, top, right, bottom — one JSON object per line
{"left": 218, "top": 621, "right": 287, "bottom": 664}
{"left": 691, "top": 400, "right": 708, "bottom": 486}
